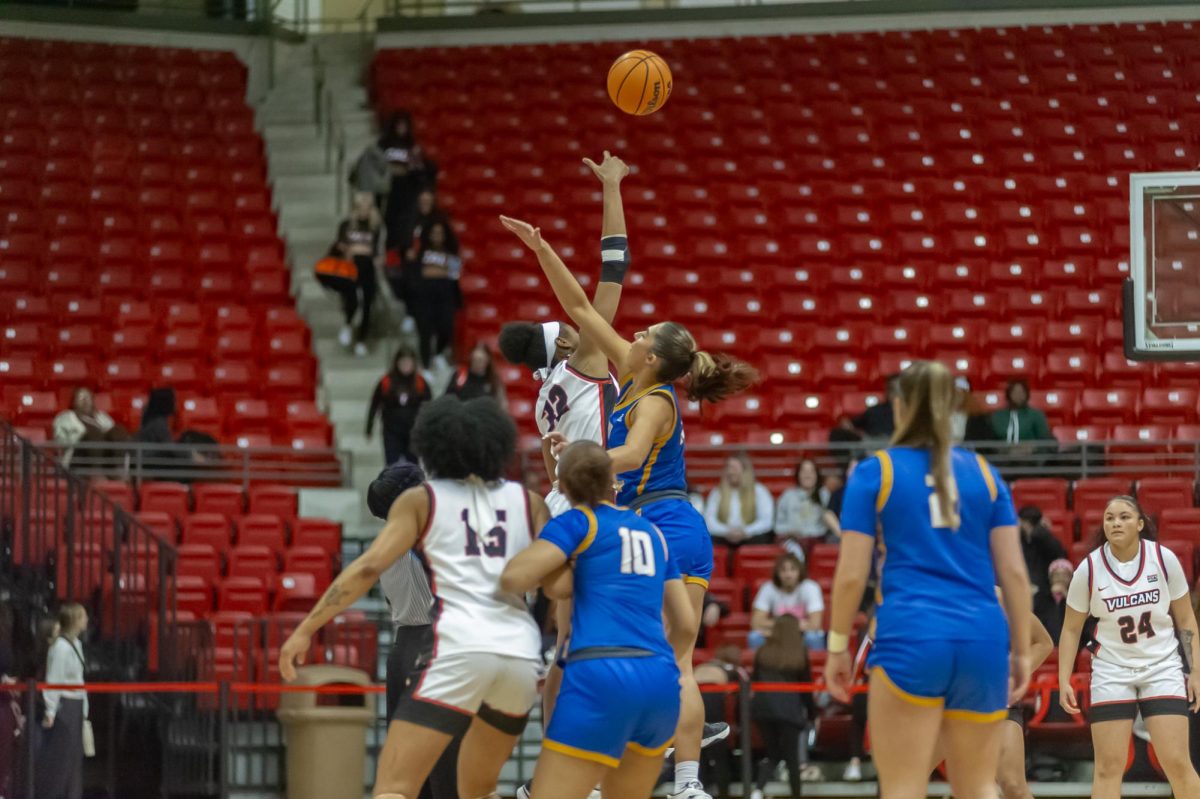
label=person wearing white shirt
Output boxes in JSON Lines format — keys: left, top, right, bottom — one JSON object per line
{"left": 774, "top": 458, "right": 842, "bottom": 544}
{"left": 705, "top": 454, "right": 775, "bottom": 545}
{"left": 749, "top": 553, "right": 826, "bottom": 651}
{"left": 37, "top": 603, "right": 89, "bottom": 799}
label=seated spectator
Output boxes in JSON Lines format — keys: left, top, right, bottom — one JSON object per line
{"left": 696, "top": 591, "right": 730, "bottom": 650}
{"left": 135, "top": 387, "right": 177, "bottom": 447}
{"left": 695, "top": 643, "right": 742, "bottom": 685}
{"left": 446, "top": 343, "right": 506, "bottom": 407}
{"left": 775, "top": 458, "right": 841, "bottom": 544}
{"left": 413, "top": 220, "right": 463, "bottom": 369}
{"left": 990, "top": 378, "right": 1054, "bottom": 446}
{"left": 1019, "top": 505, "right": 1068, "bottom": 633}
{"left": 705, "top": 454, "right": 775, "bottom": 546}
{"left": 365, "top": 347, "right": 431, "bottom": 466}
{"left": 749, "top": 615, "right": 819, "bottom": 798}
{"left": 53, "top": 387, "right": 130, "bottom": 469}
{"left": 749, "top": 553, "right": 824, "bottom": 651}
{"left": 953, "top": 376, "right": 997, "bottom": 444}
{"left": 851, "top": 373, "right": 899, "bottom": 441}
{"left": 1045, "top": 558, "right": 1073, "bottom": 642}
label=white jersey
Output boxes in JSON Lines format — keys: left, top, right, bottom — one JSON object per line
{"left": 535, "top": 359, "right": 616, "bottom": 444}
{"left": 536, "top": 360, "right": 617, "bottom": 517}
{"left": 418, "top": 478, "right": 541, "bottom": 662}
{"left": 1068, "top": 539, "right": 1189, "bottom": 668}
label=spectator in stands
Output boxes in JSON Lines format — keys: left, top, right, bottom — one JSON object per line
{"left": 696, "top": 592, "right": 730, "bottom": 650}
{"left": 1019, "top": 506, "right": 1068, "bottom": 633}
{"left": 749, "top": 615, "right": 819, "bottom": 798}
{"left": 0, "top": 605, "right": 17, "bottom": 799}
{"left": 749, "top": 553, "right": 825, "bottom": 652}
{"left": 36, "top": 603, "right": 88, "bottom": 799}
{"left": 694, "top": 644, "right": 742, "bottom": 686}
{"left": 1045, "top": 558, "right": 1074, "bottom": 642}
{"left": 53, "top": 387, "right": 130, "bottom": 470}
{"left": 445, "top": 343, "right": 506, "bottom": 407}
{"left": 136, "top": 387, "right": 177, "bottom": 445}
{"left": 952, "top": 376, "right": 997, "bottom": 444}
{"left": 366, "top": 347, "right": 431, "bottom": 466}
{"left": 990, "top": 379, "right": 1054, "bottom": 447}
{"left": 378, "top": 110, "right": 436, "bottom": 250}
{"left": 775, "top": 458, "right": 841, "bottom": 543}
{"left": 705, "top": 453, "right": 775, "bottom": 546}
{"left": 413, "top": 220, "right": 463, "bottom": 369}
{"left": 385, "top": 189, "right": 452, "bottom": 331}
{"left": 852, "top": 374, "right": 900, "bottom": 440}
{"left": 330, "top": 192, "right": 384, "bottom": 357}
{"left": 349, "top": 137, "right": 392, "bottom": 211}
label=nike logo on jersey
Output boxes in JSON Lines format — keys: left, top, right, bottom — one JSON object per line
{"left": 1102, "top": 589, "right": 1160, "bottom": 613}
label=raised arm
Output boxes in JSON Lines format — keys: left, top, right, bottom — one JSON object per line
{"left": 571, "top": 152, "right": 631, "bottom": 376}
{"left": 500, "top": 215, "right": 632, "bottom": 370}
{"left": 279, "top": 486, "right": 427, "bottom": 680}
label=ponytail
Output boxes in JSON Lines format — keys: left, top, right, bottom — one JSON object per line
{"left": 686, "top": 350, "right": 759, "bottom": 404}
{"left": 649, "top": 321, "right": 759, "bottom": 403}
{"left": 892, "top": 360, "right": 960, "bottom": 529}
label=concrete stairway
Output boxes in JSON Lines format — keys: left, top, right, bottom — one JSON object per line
{"left": 259, "top": 34, "right": 408, "bottom": 534}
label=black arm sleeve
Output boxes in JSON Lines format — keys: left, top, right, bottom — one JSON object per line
{"left": 366, "top": 381, "right": 384, "bottom": 435}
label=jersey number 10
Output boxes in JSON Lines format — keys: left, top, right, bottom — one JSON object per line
{"left": 618, "top": 527, "right": 656, "bottom": 577}
{"left": 1117, "top": 611, "right": 1156, "bottom": 645}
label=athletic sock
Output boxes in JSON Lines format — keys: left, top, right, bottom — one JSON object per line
{"left": 674, "top": 761, "right": 700, "bottom": 793}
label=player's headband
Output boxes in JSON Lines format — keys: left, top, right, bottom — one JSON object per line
{"left": 532, "top": 321, "right": 561, "bottom": 381}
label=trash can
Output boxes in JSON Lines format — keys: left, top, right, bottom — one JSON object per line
{"left": 277, "top": 665, "right": 375, "bottom": 799}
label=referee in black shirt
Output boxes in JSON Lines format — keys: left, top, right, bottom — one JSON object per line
{"left": 367, "top": 461, "right": 459, "bottom": 799}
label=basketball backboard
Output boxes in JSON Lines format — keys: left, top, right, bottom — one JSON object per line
{"left": 1126, "top": 171, "right": 1200, "bottom": 362}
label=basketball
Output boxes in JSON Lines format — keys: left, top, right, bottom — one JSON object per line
{"left": 607, "top": 50, "right": 673, "bottom": 116}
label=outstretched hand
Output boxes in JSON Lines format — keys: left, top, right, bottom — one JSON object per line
{"left": 582, "top": 150, "right": 630, "bottom": 184}
{"left": 499, "top": 215, "right": 545, "bottom": 252}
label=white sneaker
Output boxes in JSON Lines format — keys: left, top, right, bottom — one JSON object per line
{"left": 843, "top": 759, "right": 863, "bottom": 781}
{"left": 668, "top": 782, "right": 712, "bottom": 799}
{"left": 749, "top": 790, "right": 764, "bottom": 799}
{"left": 587, "top": 791, "right": 601, "bottom": 799}
{"left": 516, "top": 785, "right": 531, "bottom": 799}
{"left": 354, "top": 342, "right": 368, "bottom": 357}
{"left": 338, "top": 325, "right": 352, "bottom": 347}
{"left": 401, "top": 315, "right": 416, "bottom": 334}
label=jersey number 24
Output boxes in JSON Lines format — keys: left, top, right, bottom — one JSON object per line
{"left": 1117, "top": 611, "right": 1156, "bottom": 645}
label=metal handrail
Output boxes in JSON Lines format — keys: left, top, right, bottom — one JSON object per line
{"left": 33, "top": 440, "right": 351, "bottom": 490}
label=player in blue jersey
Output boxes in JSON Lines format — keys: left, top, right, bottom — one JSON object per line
{"left": 501, "top": 441, "right": 696, "bottom": 799}
{"left": 824, "top": 360, "right": 1033, "bottom": 799}
{"left": 500, "top": 214, "right": 756, "bottom": 799}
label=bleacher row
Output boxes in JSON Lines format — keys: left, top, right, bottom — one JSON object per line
{"left": 21, "top": 479, "right": 341, "bottom": 623}
{"left": 694, "top": 474, "right": 1200, "bottom": 660}
{"left": 372, "top": 21, "right": 1200, "bottom": 434}
{"left": 0, "top": 36, "right": 332, "bottom": 447}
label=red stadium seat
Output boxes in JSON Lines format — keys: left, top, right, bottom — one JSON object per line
{"left": 140, "top": 482, "right": 190, "bottom": 521}
{"left": 292, "top": 518, "right": 341, "bottom": 556}
{"left": 1073, "top": 478, "right": 1133, "bottom": 512}
{"left": 218, "top": 577, "right": 268, "bottom": 615}
{"left": 273, "top": 573, "right": 320, "bottom": 611}
{"left": 193, "top": 483, "right": 245, "bottom": 518}
{"left": 1137, "top": 478, "right": 1195, "bottom": 513}
{"left": 181, "top": 514, "right": 232, "bottom": 551}
{"left": 1160, "top": 509, "right": 1200, "bottom": 543}
{"left": 237, "top": 515, "right": 286, "bottom": 558}
{"left": 248, "top": 485, "right": 298, "bottom": 518}
{"left": 283, "top": 546, "right": 332, "bottom": 587}
{"left": 1011, "top": 479, "right": 1069, "bottom": 513}
{"left": 176, "top": 543, "right": 221, "bottom": 583}
{"left": 227, "top": 545, "right": 277, "bottom": 579}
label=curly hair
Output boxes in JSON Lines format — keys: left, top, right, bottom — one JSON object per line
{"left": 498, "top": 322, "right": 549, "bottom": 371}
{"left": 367, "top": 461, "right": 426, "bottom": 520}
{"left": 412, "top": 396, "right": 516, "bottom": 481}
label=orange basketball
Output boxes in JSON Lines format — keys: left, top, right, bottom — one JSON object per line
{"left": 607, "top": 50, "right": 672, "bottom": 116}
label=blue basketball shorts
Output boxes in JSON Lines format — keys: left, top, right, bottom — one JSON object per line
{"left": 544, "top": 654, "right": 681, "bottom": 767}
{"left": 868, "top": 635, "right": 1010, "bottom": 721}
{"left": 640, "top": 498, "right": 713, "bottom": 587}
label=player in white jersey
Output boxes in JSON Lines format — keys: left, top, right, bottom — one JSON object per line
{"left": 280, "top": 396, "right": 548, "bottom": 799}
{"left": 1057, "top": 495, "right": 1200, "bottom": 799}
{"left": 498, "top": 151, "right": 629, "bottom": 518}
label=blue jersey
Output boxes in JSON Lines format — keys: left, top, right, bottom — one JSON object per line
{"left": 538, "top": 503, "right": 680, "bottom": 658}
{"left": 608, "top": 380, "right": 686, "bottom": 506}
{"left": 840, "top": 447, "right": 1018, "bottom": 644}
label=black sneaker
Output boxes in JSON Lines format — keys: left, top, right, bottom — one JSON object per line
{"left": 663, "top": 722, "right": 731, "bottom": 759}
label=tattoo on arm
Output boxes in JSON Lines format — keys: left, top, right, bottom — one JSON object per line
{"left": 316, "top": 582, "right": 350, "bottom": 614}
{"left": 1182, "top": 630, "right": 1195, "bottom": 670}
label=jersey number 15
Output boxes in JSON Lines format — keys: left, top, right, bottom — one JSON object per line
{"left": 463, "top": 509, "right": 506, "bottom": 558}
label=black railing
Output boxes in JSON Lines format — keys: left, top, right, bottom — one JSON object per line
{"left": 1, "top": 421, "right": 179, "bottom": 672}
{"left": 34, "top": 440, "right": 349, "bottom": 491}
